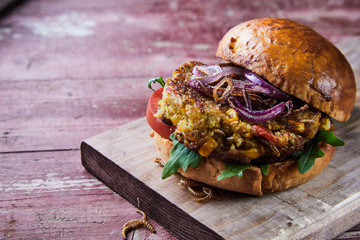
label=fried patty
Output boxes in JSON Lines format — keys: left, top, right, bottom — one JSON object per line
{"left": 155, "top": 61, "right": 332, "bottom": 165}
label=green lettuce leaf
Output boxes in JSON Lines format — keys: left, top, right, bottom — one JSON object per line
{"left": 314, "top": 129, "right": 345, "bottom": 146}
{"left": 161, "top": 129, "right": 344, "bottom": 180}
{"left": 161, "top": 133, "right": 203, "bottom": 179}
{"left": 297, "top": 144, "right": 325, "bottom": 174}
{"left": 297, "top": 130, "right": 345, "bottom": 174}
{"left": 259, "top": 164, "right": 269, "bottom": 176}
{"left": 217, "top": 163, "right": 251, "bottom": 181}
{"left": 217, "top": 163, "right": 268, "bottom": 181}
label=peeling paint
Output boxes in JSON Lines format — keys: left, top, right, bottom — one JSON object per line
{"left": 12, "top": 34, "right": 22, "bottom": 39}
{"left": 0, "top": 27, "right": 11, "bottom": 41}
{"left": 152, "top": 41, "right": 211, "bottom": 51}
{"left": 152, "top": 41, "right": 183, "bottom": 48}
{"left": 24, "top": 12, "right": 97, "bottom": 38}
{"left": 1, "top": 176, "right": 106, "bottom": 192}
{"left": 192, "top": 43, "right": 211, "bottom": 50}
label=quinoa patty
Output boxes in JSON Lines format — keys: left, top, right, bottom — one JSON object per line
{"left": 155, "top": 61, "right": 332, "bottom": 165}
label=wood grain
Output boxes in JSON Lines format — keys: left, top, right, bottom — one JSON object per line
{"left": 81, "top": 116, "right": 360, "bottom": 239}
{"left": 1, "top": 0, "right": 360, "bottom": 239}
{"left": 0, "top": 150, "right": 174, "bottom": 239}
{"left": 80, "top": 35, "right": 360, "bottom": 239}
{"left": 0, "top": 77, "right": 151, "bottom": 152}
{"left": 1, "top": 0, "right": 360, "bottom": 81}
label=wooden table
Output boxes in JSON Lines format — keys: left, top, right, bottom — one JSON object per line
{"left": 1, "top": 0, "right": 359, "bottom": 239}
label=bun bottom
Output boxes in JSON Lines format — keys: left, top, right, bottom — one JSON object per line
{"left": 152, "top": 131, "right": 334, "bottom": 196}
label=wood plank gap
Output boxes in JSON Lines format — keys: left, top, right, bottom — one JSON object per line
{"left": 335, "top": 230, "right": 360, "bottom": 240}
{"left": 0, "top": 75, "right": 157, "bottom": 83}
{"left": 0, "top": 195, "right": 54, "bottom": 202}
{"left": 0, "top": 192, "right": 115, "bottom": 203}
{"left": 0, "top": 148, "right": 80, "bottom": 155}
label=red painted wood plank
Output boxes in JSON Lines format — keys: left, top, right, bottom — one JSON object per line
{"left": 0, "top": 77, "right": 154, "bottom": 152}
{"left": 1, "top": 0, "right": 359, "bottom": 239}
{"left": 0, "top": 150, "right": 176, "bottom": 239}
{"left": 0, "top": 0, "right": 359, "bottom": 81}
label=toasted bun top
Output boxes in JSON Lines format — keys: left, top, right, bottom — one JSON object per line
{"left": 216, "top": 18, "right": 356, "bottom": 121}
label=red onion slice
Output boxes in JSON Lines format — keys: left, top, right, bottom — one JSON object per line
{"left": 188, "top": 78, "right": 214, "bottom": 97}
{"left": 244, "top": 69, "right": 292, "bottom": 100}
{"left": 193, "top": 64, "right": 222, "bottom": 78}
{"left": 191, "top": 65, "right": 223, "bottom": 84}
{"left": 232, "top": 80, "right": 272, "bottom": 95}
{"left": 232, "top": 80, "right": 253, "bottom": 88}
{"left": 188, "top": 64, "right": 294, "bottom": 123}
{"left": 213, "top": 77, "right": 233, "bottom": 103}
{"left": 221, "top": 65, "right": 243, "bottom": 76}
{"left": 242, "top": 88, "right": 252, "bottom": 110}
{"left": 228, "top": 97, "right": 286, "bottom": 123}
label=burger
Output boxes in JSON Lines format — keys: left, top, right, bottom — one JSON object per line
{"left": 146, "top": 18, "right": 356, "bottom": 196}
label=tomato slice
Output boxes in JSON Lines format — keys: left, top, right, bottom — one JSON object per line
{"left": 146, "top": 88, "right": 175, "bottom": 139}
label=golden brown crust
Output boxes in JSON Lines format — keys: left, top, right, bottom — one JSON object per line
{"left": 216, "top": 18, "right": 356, "bottom": 122}
{"left": 152, "top": 131, "right": 334, "bottom": 196}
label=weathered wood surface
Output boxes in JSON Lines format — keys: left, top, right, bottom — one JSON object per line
{"left": 1, "top": 0, "right": 360, "bottom": 239}
{"left": 81, "top": 111, "right": 360, "bottom": 239}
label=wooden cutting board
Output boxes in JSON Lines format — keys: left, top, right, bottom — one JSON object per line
{"left": 81, "top": 118, "right": 360, "bottom": 240}
{"left": 81, "top": 37, "right": 360, "bottom": 240}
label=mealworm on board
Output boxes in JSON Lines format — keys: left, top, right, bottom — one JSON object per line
{"left": 203, "top": 187, "right": 220, "bottom": 200}
{"left": 196, "top": 187, "right": 213, "bottom": 203}
{"left": 154, "top": 158, "right": 164, "bottom": 166}
{"left": 179, "top": 177, "right": 205, "bottom": 187}
{"left": 179, "top": 177, "right": 221, "bottom": 202}
{"left": 121, "top": 210, "right": 156, "bottom": 239}
{"left": 187, "top": 186, "right": 207, "bottom": 198}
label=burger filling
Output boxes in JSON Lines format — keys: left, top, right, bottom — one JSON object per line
{"left": 155, "top": 61, "right": 333, "bottom": 166}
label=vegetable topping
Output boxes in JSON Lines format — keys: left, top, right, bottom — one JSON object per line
{"left": 188, "top": 64, "right": 295, "bottom": 123}
{"left": 148, "top": 61, "right": 345, "bottom": 181}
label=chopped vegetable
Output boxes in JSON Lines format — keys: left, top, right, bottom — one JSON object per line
{"left": 243, "top": 69, "right": 292, "bottom": 100}
{"left": 190, "top": 65, "right": 223, "bottom": 84}
{"left": 187, "top": 64, "right": 295, "bottom": 123}
{"left": 228, "top": 96, "right": 287, "bottom": 123}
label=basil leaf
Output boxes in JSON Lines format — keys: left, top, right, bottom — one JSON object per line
{"left": 297, "top": 130, "right": 344, "bottom": 174}
{"left": 148, "top": 77, "right": 165, "bottom": 91}
{"left": 259, "top": 164, "right": 269, "bottom": 176}
{"left": 161, "top": 133, "right": 203, "bottom": 179}
{"left": 217, "top": 163, "right": 251, "bottom": 181}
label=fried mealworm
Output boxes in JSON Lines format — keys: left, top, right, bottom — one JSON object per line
{"left": 141, "top": 219, "right": 156, "bottom": 233}
{"left": 179, "top": 177, "right": 205, "bottom": 187}
{"left": 179, "top": 177, "right": 221, "bottom": 202}
{"left": 121, "top": 210, "right": 155, "bottom": 239}
{"left": 154, "top": 158, "right": 164, "bottom": 166}
{"left": 202, "top": 187, "right": 221, "bottom": 201}
{"left": 136, "top": 210, "right": 147, "bottom": 220}
{"left": 187, "top": 186, "right": 207, "bottom": 198}
{"left": 195, "top": 187, "right": 214, "bottom": 203}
